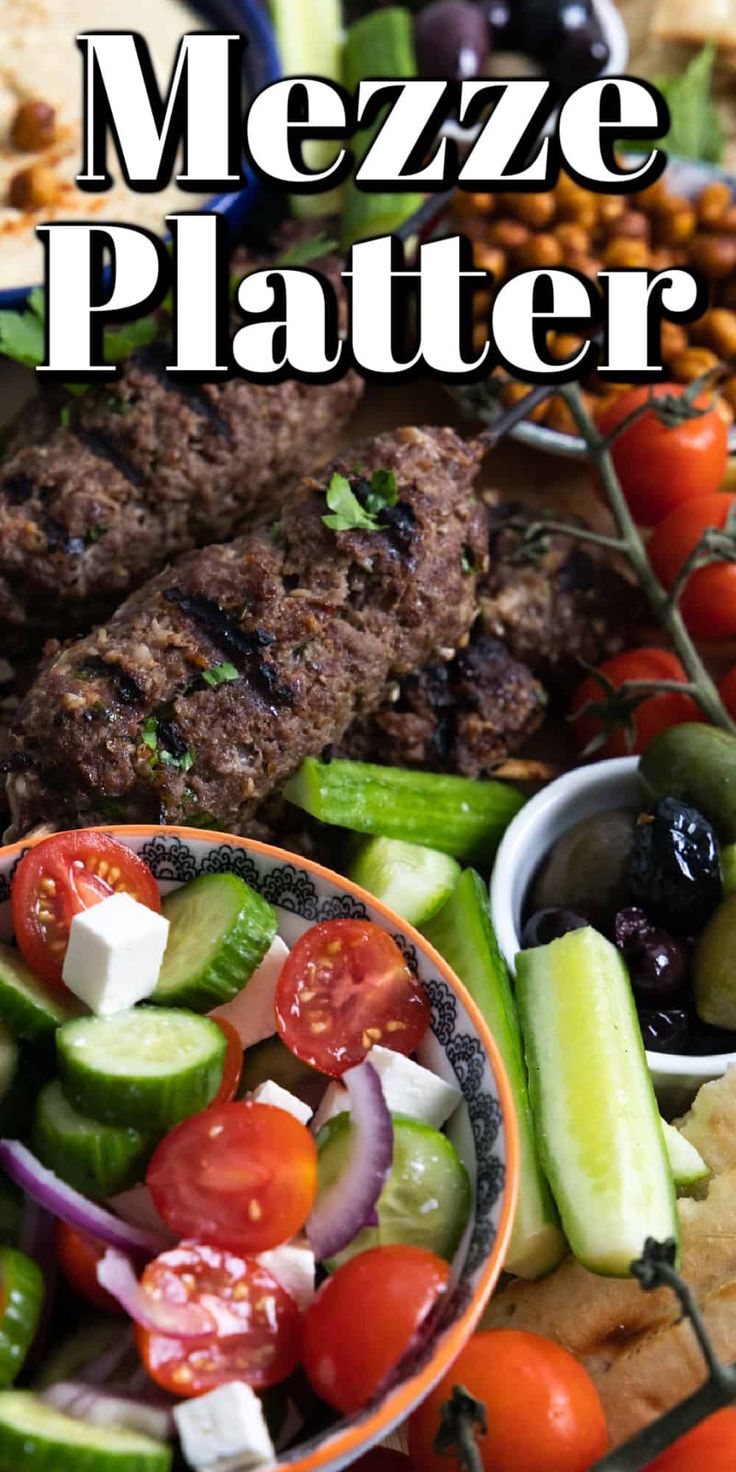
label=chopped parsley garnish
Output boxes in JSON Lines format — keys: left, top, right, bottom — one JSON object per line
{"left": 0, "top": 287, "right": 158, "bottom": 372}
{"left": 202, "top": 662, "right": 239, "bottom": 688}
{"left": 323, "top": 468, "right": 399, "bottom": 533}
{"left": 461, "top": 544, "right": 481, "bottom": 575}
{"left": 140, "top": 716, "right": 195, "bottom": 772}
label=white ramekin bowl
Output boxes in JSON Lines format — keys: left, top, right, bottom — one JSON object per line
{"left": 489, "top": 756, "right": 736, "bottom": 1116}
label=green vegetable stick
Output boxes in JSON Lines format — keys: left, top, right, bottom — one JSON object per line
{"left": 271, "top": 0, "right": 345, "bottom": 219}
{"left": 342, "top": 8, "right": 424, "bottom": 247}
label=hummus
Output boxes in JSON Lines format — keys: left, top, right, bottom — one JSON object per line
{"left": 0, "top": 0, "right": 212, "bottom": 290}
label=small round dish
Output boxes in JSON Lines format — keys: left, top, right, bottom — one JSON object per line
{"left": 480, "top": 157, "right": 736, "bottom": 461}
{"left": 489, "top": 757, "right": 736, "bottom": 1115}
{"left": 0, "top": 0, "right": 281, "bottom": 309}
{"left": 0, "top": 824, "right": 519, "bottom": 1472}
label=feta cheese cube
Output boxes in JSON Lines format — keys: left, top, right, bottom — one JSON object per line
{"left": 210, "top": 937, "right": 289, "bottom": 1048}
{"left": 258, "top": 1239, "right": 316, "bottom": 1311}
{"left": 251, "top": 1080, "right": 313, "bottom": 1127}
{"left": 174, "top": 1382, "right": 275, "bottom": 1472}
{"left": 313, "top": 1046, "right": 461, "bottom": 1134}
{"left": 62, "top": 892, "right": 169, "bottom": 1015}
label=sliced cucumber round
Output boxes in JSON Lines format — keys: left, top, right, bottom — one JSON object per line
{"left": 56, "top": 1009, "right": 226, "bottom": 1131}
{"left": 0, "top": 945, "right": 79, "bottom": 1042}
{"left": 516, "top": 927, "right": 679, "bottom": 1277}
{"left": 0, "top": 1250, "right": 44, "bottom": 1389}
{"left": 33, "top": 1082, "right": 154, "bottom": 1201}
{"left": 662, "top": 1119, "right": 710, "bottom": 1188}
{"left": 317, "top": 1113, "right": 471, "bottom": 1271}
{"left": 349, "top": 836, "right": 460, "bottom": 928}
{"left": 153, "top": 874, "right": 276, "bottom": 1012}
{"left": 0, "top": 1392, "right": 171, "bottom": 1472}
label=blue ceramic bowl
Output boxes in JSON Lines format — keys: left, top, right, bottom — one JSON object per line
{"left": 0, "top": 0, "right": 281, "bottom": 308}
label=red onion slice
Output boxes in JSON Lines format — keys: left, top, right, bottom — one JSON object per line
{"left": 307, "top": 1061, "right": 393, "bottom": 1263}
{"left": 0, "top": 1141, "right": 167, "bottom": 1259}
{"left": 96, "top": 1249, "right": 217, "bottom": 1341}
{"left": 41, "top": 1383, "right": 174, "bottom": 1442}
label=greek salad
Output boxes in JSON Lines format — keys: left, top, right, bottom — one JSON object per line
{"left": 0, "top": 829, "right": 474, "bottom": 1472}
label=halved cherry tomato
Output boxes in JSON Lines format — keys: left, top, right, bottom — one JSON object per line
{"left": 649, "top": 495, "right": 736, "bottom": 640}
{"left": 302, "top": 1245, "right": 450, "bottom": 1415}
{"left": 136, "top": 1241, "right": 302, "bottom": 1396}
{"left": 596, "top": 385, "right": 728, "bottom": 526}
{"left": 645, "top": 1409, "right": 736, "bottom": 1470}
{"left": 572, "top": 649, "right": 703, "bottom": 759}
{"left": 275, "top": 920, "right": 430, "bottom": 1078}
{"left": 210, "top": 1017, "right": 244, "bottom": 1106}
{"left": 11, "top": 832, "right": 161, "bottom": 988}
{"left": 55, "top": 1221, "right": 125, "bottom": 1316}
{"left": 408, "top": 1330, "right": 608, "bottom": 1472}
{"left": 146, "top": 1101, "right": 317, "bottom": 1253}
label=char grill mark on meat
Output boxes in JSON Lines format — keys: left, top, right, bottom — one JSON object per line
{"left": 7, "top": 427, "right": 487, "bottom": 837}
{"left": 162, "top": 589, "right": 296, "bottom": 708}
{"left": 0, "top": 242, "right": 364, "bottom": 648}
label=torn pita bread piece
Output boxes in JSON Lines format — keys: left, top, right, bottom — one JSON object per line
{"left": 483, "top": 1066, "right": 736, "bottom": 1447}
{"left": 653, "top": 0, "right": 736, "bottom": 52}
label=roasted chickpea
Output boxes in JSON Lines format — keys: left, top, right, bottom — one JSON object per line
{"left": 473, "top": 319, "right": 490, "bottom": 354}
{"left": 602, "top": 238, "right": 650, "bottom": 270}
{"left": 696, "top": 308, "right": 736, "bottom": 360}
{"left": 487, "top": 218, "right": 531, "bottom": 252}
{"left": 566, "top": 252, "right": 602, "bottom": 282}
{"left": 659, "top": 320, "right": 689, "bottom": 361}
{"left": 7, "top": 164, "right": 59, "bottom": 210}
{"left": 504, "top": 192, "right": 556, "bottom": 229}
{"left": 553, "top": 221, "right": 589, "bottom": 256}
{"left": 607, "top": 210, "right": 650, "bottom": 243}
{"left": 635, "top": 178, "right": 670, "bottom": 212}
{"left": 474, "top": 244, "right": 506, "bottom": 283}
{"left": 712, "top": 205, "right": 736, "bottom": 234}
{"left": 670, "top": 346, "right": 721, "bottom": 383}
{"left": 454, "top": 192, "right": 495, "bottom": 217}
{"left": 698, "top": 181, "right": 733, "bottom": 228}
{"left": 654, "top": 202, "right": 697, "bottom": 246}
{"left": 10, "top": 99, "right": 57, "bottom": 153}
{"left": 547, "top": 332, "right": 586, "bottom": 363}
{"left": 513, "top": 233, "right": 564, "bottom": 269}
{"left": 597, "top": 196, "right": 625, "bottom": 228}
{"left": 688, "top": 233, "right": 736, "bottom": 281}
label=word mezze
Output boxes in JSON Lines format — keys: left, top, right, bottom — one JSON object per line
{"left": 41, "top": 32, "right": 697, "bottom": 381}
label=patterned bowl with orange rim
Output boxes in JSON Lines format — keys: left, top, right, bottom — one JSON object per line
{"left": 0, "top": 825, "right": 519, "bottom": 1471}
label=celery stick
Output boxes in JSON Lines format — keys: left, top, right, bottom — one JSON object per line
{"left": 342, "top": 8, "right": 423, "bottom": 246}
{"left": 424, "top": 871, "right": 566, "bottom": 1279}
{"left": 271, "top": 0, "right": 345, "bottom": 219}
{"left": 284, "top": 758, "right": 525, "bottom": 864}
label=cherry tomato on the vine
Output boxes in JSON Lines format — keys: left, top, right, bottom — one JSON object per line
{"left": 572, "top": 649, "right": 703, "bottom": 759}
{"left": 649, "top": 495, "right": 736, "bottom": 639}
{"left": 55, "top": 1222, "right": 125, "bottom": 1315}
{"left": 12, "top": 832, "right": 161, "bottom": 988}
{"left": 645, "top": 1408, "right": 736, "bottom": 1470}
{"left": 275, "top": 919, "right": 430, "bottom": 1078}
{"left": 302, "top": 1245, "right": 450, "bottom": 1414}
{"left": 408, "top": 1330, "right": 608, "bottom": 1472}
{"left": 136, "top": 1242, "right": 302, "bottom": 1396}
{"left": 146, "top": 1101, "right": 317, "bottom": 1253}
{"left": 596, "top": 385, "right": 728, "bottom": 527}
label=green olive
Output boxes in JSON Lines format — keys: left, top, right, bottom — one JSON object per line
{"left": 722, "top": 844, "right": 736, "bottom": 897}
{"left": 694, "top": 893, "right": 736, "bottom": 1030}
{"left": 640, "top": 725, "right": 736, "bottom": 843}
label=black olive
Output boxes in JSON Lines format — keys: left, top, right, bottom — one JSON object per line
{"left": 613, "top": 907, "right": 689, "bottom": 1001}
{"left": 638, "top": 1007, "right": 690, "bottom": 1054}
{"left": 416, "top": 0, "right": 491, "bottom": 81}
{"left": 521, "top": 907, "right": 588, "bottom": 948}
{"left": 629, "top": 797, "right": 722, "bottom": 937}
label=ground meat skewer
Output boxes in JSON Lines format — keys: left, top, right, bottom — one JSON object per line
{"left": 0, "top": 245, "right": 363, "bottom": 649}
{"left": 7, "top": 427, "right": 487, "bottom": 838}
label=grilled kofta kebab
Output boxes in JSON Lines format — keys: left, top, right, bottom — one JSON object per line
{"left": 7, "top": 426, "right": 488, "bottom": 837}
{"left": 0, "top": 245, "right": 363, "bottom": 648}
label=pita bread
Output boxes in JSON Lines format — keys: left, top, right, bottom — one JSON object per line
{"left": 653, "top": 0, "right": 736, "bottom": 52}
